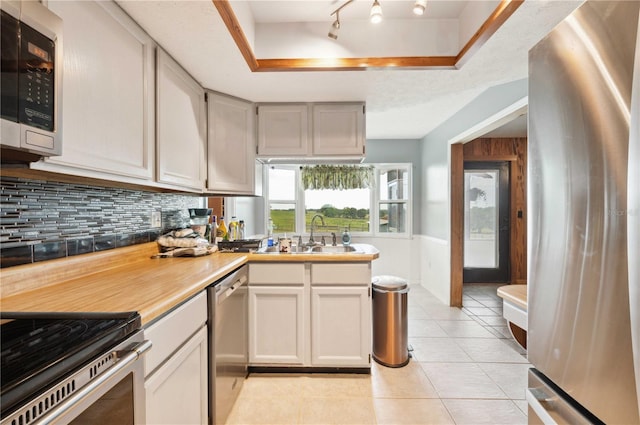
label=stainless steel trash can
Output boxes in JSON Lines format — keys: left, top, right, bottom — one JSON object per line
{"left": 372, "top": 275, "right": 409, "bottom": 367}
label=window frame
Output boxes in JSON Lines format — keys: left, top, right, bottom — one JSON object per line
{"left": 373, "top": 163, "right": 412, "bottom": 238}
{"left": 264, "top": 163, "right": 412, "bottom": 239}
{"left": 265, "top": 164, "right": 300, "bottom": 234}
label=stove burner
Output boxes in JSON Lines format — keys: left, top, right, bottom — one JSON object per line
{"left": 0, "top": 311, "right": 141, "bottom": 419}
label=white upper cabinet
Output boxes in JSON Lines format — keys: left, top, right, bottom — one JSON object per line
{"left": 257, "top": 104, "right": 309, "bottom": 157}
{"left": 156, "top": 48, "right": 206, "bottom": 190}
{"left": 207, "top": 92, "right": 255, "bottom": 195}
{"left": 312, "top": 103, "right": 365, "bottom": 156}
{"left": 37, "top": 1, "right": 155, "bottom": 181}
{"left": 257, "top": 103, "right": 365, "bottom": 160}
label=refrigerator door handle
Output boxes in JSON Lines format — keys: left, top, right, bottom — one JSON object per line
{"left": 526, "top": 388, "right": 559, "bottom": 425}
{"left": 627, "top": 8, "right": 640, "bottom": 416}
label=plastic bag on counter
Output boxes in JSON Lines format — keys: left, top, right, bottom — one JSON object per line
{"left": 151, "top": 246, "right": 217, "bottom": 258}
{"left": 156, "top": 228, "right": 213, "bottom": 253}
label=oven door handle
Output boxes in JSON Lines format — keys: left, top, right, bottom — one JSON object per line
{"left": 34, "top": 340, "right": 152, "bottom": 424}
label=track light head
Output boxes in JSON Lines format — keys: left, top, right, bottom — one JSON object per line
{"left": 413, "top": 0, "right": 427, "bottom": 15}
{"left": 370, "top": 0, "right": 383, "bottom": 24}
{"left": 328, "top": 17, "right": 340, "bottom": 39}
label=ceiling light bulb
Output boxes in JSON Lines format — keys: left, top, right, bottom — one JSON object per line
{"left": 370, "top": 0, "right": 383, "bottom": 24}
{"left": 413, "top": 0, "right": 426, "bottom": 15}
{"left": 328, "top": 19, "right": 340, "bottom": 39}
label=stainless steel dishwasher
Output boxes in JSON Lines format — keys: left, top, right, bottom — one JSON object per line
{"left": 208, "top": 265, "right": 248, "bottom": 425}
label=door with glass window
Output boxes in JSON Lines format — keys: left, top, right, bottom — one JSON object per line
{"left": 463, "top": 162, "right": 510, "bottom": 283}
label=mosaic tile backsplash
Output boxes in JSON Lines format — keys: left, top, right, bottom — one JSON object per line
{"left": 0, "top": 176, "right": 202, "bottom": 268}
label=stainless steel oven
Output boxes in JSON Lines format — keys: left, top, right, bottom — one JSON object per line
{"left": 1, "top": 0, "right": 63, "bottom": 160}
{"left": 208, "top": 266, "right": 248, "bottom": 425}
{"left": 0, "top": 312, "right": 151, "bottom": 425}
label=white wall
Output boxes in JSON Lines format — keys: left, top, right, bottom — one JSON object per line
{"left": 352, "top": 236, "right": 420, "bottom": 285}
{"left": 417, "top": 235, "right": 450, "bottom": 304}
{"left": 254, "top": 20, "right": 459, "bottom": 59}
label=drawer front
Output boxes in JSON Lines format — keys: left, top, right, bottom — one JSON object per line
{"left": 144, "top": 291, "right": 207, "bottom": 376}
{"left": 249, "top": 263, "right": 305, "bottom": 285}
{"left": 311, "top": 263, "right": 371, "bottom": 285}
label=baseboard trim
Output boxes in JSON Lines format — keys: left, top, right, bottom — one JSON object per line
{"left": 248, "top": 366, "right": 371, "bottom": 374}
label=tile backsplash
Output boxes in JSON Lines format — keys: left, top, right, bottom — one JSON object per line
{"left": 0, "top": 176, "right": 202, "bottom": 268}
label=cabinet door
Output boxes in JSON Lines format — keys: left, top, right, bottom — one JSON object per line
{"left": 207, "top": 93, "right": 255, "bottom": 194}
{"left": 312, "top": 103, "right": 365, "bottom": 156}
{"left": 249, "top": 286, "right": 305, "bottom": 364}
{"left": 156, "top": 48, "right": 206, "bottom": 190}
{"left": 144, "top": 291, "right": 207, "bottom": 377}
{"left": 145, "top": 326, "right": 208, "bottom": 425}
{"left": 257, "top": 104, "right": 309, "bottom": 156}
{"left": 311, "top": 286, "right": 371, "bottom": 367}
{"left": 41, "top": 1, "right": 155, "bottom": 180}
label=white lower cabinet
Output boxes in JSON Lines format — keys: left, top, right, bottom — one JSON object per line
{"left": 311, "top": 286, "right": 371, "bottom": 367}
{"left": 145, "top": 326, "right": 208, "bottom": 425}
{"left": 248, "top": 262, "right": 371, "bottom": 368}
{"left": 249, "top": 286, "right": 305, "bottom": 364}
{"left": 143, "top": 292, "right": 208, "bottom": 424}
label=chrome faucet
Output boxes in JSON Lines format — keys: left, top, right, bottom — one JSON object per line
{"left": 308, "top": 214, "right": 326, "bottom": 245}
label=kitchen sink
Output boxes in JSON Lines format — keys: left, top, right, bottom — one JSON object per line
{"left": 254, "top": 245, "right": 364, "bottom": 254}
{"left": 310, "top": 245, "right": 358, "bottom": 253}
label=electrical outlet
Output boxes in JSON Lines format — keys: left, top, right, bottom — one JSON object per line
{"left": 151, "top": 211, "right": 162, "bottom": 228}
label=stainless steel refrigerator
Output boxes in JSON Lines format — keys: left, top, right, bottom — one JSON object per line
{"left": 528, "top": 1, "right": 640, "bottom": 424}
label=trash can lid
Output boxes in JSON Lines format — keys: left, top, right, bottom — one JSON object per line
{"left": 372, "top": 275, "right": 408, "bottom": 291}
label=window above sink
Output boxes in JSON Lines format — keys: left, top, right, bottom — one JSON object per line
{"left": 265, "top": 163, "right": 412, "bottom": 239}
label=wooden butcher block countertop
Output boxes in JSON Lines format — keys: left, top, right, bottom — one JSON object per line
{"left": 0, "top": 242, "right": 378, "bottom": 325}
{"left": 497, "top": 284, "right": 528, "bottom": 311}
{"left": 0, "top": 243, "right": 247, "bottom": 325}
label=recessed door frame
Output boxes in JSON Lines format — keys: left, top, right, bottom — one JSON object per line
{"left": 447, "top": 98, "right": 527, "bottom": 307}
{"left": 451, "top": 149, "right": 518, "bottom": 305}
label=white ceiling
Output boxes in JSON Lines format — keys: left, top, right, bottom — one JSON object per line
{"left": 115, "top": 0, "right": 583, "bottom": 140}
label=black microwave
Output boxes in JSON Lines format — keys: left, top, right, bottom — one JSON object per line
{"left": 1, "top": 1, "right": 62, "bottom": 160}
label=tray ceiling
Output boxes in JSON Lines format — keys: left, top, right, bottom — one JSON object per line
{"left": 115, "top": 0, "right": 582, "bottom": 139}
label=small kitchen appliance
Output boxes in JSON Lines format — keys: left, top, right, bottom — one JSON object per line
{"left": 0, "top": 0, "right": 63, "bottom": 159}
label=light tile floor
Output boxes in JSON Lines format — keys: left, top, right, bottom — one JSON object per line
{"left": 227, "top": 283, "right": 530, "bottom": 425}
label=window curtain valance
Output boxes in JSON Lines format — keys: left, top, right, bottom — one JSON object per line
{"left": 301, "top": 165, "right": 374, "bottom": 190}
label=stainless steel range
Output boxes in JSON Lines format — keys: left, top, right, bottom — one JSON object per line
{"left": 0, "top": 312, "right": 151, "bottom": 425}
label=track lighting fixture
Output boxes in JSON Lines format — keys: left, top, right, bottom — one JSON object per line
{"left": 328, "top": 0, "right": 353, "bottom": 39}
{"left": 370, "top": 0, "right": 383, "bottom": 24}
{"left": 329, "top": 0, "right": 426, "bottom": 40}
{"left": 413, "top": 0, "right": 427, "bottom": 16}
{"left": 328, "top": 13, "right": 340, "bottom": 40}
